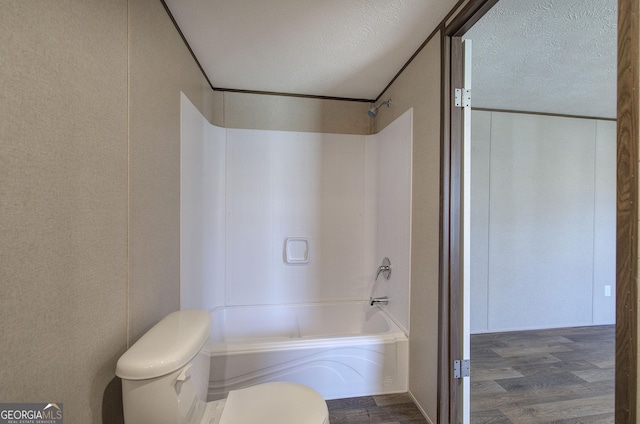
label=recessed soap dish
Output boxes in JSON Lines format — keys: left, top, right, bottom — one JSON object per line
{"left": 284, "top": 237, "right": 310, "bottom": 264}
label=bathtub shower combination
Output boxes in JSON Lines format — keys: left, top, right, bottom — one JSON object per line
{"left": 181, "top": 96, "right": 414, "bottom": 402}
{"left": 205, "top": 301, "right": 408, "bottom": 400}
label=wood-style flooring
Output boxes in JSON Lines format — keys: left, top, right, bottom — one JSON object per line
{"left": 326, "top": 326, "right": 614, "bottom": 424}
{"left": 471, "top": 325, "right": 615, "bottom": 424}
{"left": 327, "top": 393, "right": 428, "bottom": 424}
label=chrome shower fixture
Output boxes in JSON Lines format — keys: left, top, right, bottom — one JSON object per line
{"left": 375, "top": 257, "right": 391, "bottom": 281}
{"left": 367, "top": 99, "right": 392, "bottom": 118}
{"left": 369, "top": 296, "right": 389, "bottom": 306}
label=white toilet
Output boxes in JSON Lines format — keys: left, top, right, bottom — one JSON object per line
{"left": 116, "top": 309, "right": 330, "bottom": 424}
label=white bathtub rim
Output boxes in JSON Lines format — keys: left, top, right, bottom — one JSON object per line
{"left": 208, "top": 300, "right": 408, "bottom": 336}
{"left": 206, "top": 332, "right": 407, "bottom": 355}
{"left": 208, "top": 299, "right": 376, "bottom": 314}
{"left": 207, "top": 300, "right": 407, "bottom": 345}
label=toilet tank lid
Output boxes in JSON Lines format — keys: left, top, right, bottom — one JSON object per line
{"left": 116, "top": 310, "right": 211, "bottom": 380}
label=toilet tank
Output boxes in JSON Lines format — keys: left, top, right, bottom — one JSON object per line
{"left": 116, "top": 310, "right": 211, "bottom": 424}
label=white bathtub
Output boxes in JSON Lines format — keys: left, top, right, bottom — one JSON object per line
{"left": 205, "top": 301, "right": 408, "bottom": 400}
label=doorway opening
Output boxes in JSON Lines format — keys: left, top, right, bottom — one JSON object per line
{"left": 440, "top": 0, "right": 635, "bottom": 423}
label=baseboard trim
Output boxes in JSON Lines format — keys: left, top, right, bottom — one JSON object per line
{"left": 408, "top": 390, "right": 434, "bottom": 424}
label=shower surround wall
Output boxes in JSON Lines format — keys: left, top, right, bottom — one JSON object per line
{"left": 366, "top": 110, "right": 413, "bottom": 332}
{"left": 181, "top": 94, "right": 412, "bottom": 331}
{"left": 225, "top": 128, "right": 369, "bottom": 305}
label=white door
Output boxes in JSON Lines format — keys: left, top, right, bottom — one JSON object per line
{"left": 462, "top": 40, "right": 472, "bottom": 424}
{"left": 460, "top": 37, "right": 472, "bottom": 424}
{"left": 449, "top": 36, "right": 472, "bottom": 424}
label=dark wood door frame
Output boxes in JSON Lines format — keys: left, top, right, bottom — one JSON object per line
{"left": 615, "top": 0, "right": 638, "bottom": 422}
{"left": 438, "top": 0, "right": 639, "bottom": 422}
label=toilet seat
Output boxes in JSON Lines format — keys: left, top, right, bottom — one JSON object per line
{"left": 218, "top": 382, "right": 329, "bottom": 424}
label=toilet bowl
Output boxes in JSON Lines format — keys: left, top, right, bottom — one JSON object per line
{"left": 116, "top": 310, "right": 329, "bottom": 424}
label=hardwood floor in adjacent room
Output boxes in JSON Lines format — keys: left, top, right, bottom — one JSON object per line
{"left": 471, "top": 325, "right": 615, "bottom": 424}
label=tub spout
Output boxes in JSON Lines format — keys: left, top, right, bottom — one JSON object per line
{"left": 369, "top": 296, "right": 388, "bottom": 306}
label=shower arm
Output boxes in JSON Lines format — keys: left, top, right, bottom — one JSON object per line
{"left": 368, "top": 99, "right": 392, "bottom": 118}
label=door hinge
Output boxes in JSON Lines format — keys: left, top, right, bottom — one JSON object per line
{"left": 453, "top": 359, "right": 470, "bottom": 379}
{"left": 454, "top": 88, "right": 471, "bottom": 108}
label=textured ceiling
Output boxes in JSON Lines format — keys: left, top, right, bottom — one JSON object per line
{"left": 163, "top": 0, "right": 457, "bottom": 100}
{"left": 464, "top": 0, "right": 617, "bottom": 119}
{"left": 164, "top": 0, "right": 617, "bottom": 115}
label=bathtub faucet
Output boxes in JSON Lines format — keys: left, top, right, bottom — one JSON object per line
{"left": 369, "top": 296, "right": 388, "bottom": 306}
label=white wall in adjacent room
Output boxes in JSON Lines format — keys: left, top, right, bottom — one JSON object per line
{"left": 470, "top": 110, "right": 616, "bottom": 333}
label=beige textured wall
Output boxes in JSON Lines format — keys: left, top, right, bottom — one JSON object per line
{"left": 0, "top": 1, "right": 128, "bottom": 423}
{"left": 128, "top": 0, "right": 215, "bottom": 343}
{"left": 221, "top": 91, "right": 372, "bottom": 134}
{"left": 373, "top": 33, "right": 442, "bottom": 422}
{"left": 1, "top": 0, "right": 215, "bottom": 422}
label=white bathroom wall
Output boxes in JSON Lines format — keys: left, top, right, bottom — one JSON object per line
{"left": 181, "top": 100, "right": 413, "bottom": 318}
{"left": 225, "top": 129, "right": 369, "bottom": 305}
{"left": 202, "top": 123, "right": 227, "bottom": 310}
{"left": 367, "top": 109, "right": 414, "bottom": 333}
{"left": 181, "top": 93, "right": 226, "bottom": 310}
{"left": 181, "top": 93, "right": 206, "bottom": 310}
{"left": 470, "top": 110, "right": 616, "bottom": 333}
